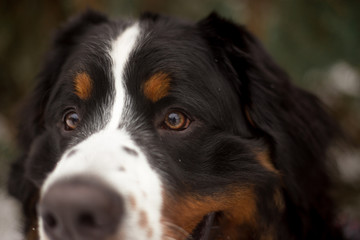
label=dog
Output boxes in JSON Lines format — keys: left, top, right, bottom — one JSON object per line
{"left": 7, "top": 11, "right": 344, "bottom": 240}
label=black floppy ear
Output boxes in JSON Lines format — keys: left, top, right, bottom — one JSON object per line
{"left": 198, "top": 13, "right": 342, "bottom": 236}
{"left": 7, "top": 10, "right": 108, "bottom": 233}
{"left": 198, "top": 13, "right": 338, "bottom": 160}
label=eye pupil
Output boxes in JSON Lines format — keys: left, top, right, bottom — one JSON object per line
{"left": 168, "top": 113, "right": 181, "bottom": 126}
{"left": 64, "top": 112, "right": 79, "bottom": 130}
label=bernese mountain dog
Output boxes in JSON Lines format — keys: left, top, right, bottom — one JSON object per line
{"left": 7, "top": 11, "right": 344, "bottom": 240}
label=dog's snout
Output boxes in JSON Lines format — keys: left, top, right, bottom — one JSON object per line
{"left": 39, "top": 178, "right": 123, "bottom": 240}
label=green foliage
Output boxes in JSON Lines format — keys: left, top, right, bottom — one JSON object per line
{"left": 265, "top": 0, "right": 360, "bottom": 86}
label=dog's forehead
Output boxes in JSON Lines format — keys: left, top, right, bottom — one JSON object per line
{"left": 67, "top": 18, "right": 231, "bottom": 98}
{"left": 62, "top": 20, "right": 220, "bottom": 95}
{"left": 122, "top": 20, "right": 238, "bottom": 109}
{"left": 125, "top": 21, "right": 222, "bottom": 89}
{"left": 49, "top": 18, "right": 241, "bottom": 133}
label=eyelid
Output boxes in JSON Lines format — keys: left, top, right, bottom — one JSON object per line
{"left": 62, "top": 107, "right": 79, "bottom": 120}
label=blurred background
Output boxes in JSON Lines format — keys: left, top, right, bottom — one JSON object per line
{"left": 0, "top": 0, "right": 359, "bottom": 238}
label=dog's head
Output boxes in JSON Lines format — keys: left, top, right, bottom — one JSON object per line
{"left": 8, "top": 11, "right": 342, "bottom": 240}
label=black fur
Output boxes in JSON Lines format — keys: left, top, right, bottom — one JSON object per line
{"left": 8, "top": 11, "right": 344, "bottom": 239}
{"left": 199, "top": 14, "right": 343, "bottom": 239}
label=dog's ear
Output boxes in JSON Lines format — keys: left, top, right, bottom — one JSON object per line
{"left": 198, "top": 14, "right": 294, "bottom": 133}
{"left": 198, "top": 12, "right": 339, "bottom": 160}
{"left": 198, "top": 13, "right": 342, "bottom": 235}
{"left": 7, "top": 10, "right": 108, "bottom": 232}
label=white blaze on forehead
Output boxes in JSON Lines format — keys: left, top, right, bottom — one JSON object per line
{"left": 108, "top": 23, "right": 140, "bottom": 129}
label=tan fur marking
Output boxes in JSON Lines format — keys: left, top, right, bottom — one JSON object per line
{"left": 256, "top": 151, "right": 279, "bottom": 174}
{"left": 260, "top": 232, "right": 275, "bottom": 240}
{"left": 143, "top": 72, "right": 171, "bottom": 102}
{"left": 147, "top": 228, "right": 153, "bottom": 238}
{"left": 274, "top": 188, "right": 285, "bottom": 211}
{"left": 259, "top": 225, "right": 278, "bottom": 240}
{"left": 74, "top": 72, "right": 92, "bottom": 100}
{"left": 26, "top": 193, "right": 39, "bottom": 240}
{"left": 26, "top": 226, "right": 38, "bottom": 240}
{"left": 128, "top": 195, "right": 137, "bottom": 210}
{"left": 162, "top": 186, "right": 257, "bottom": 238}
{"left": 139, "top": 210, "right": 148, "bottom": 228}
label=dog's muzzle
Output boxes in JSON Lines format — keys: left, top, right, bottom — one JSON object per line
{"left": 37, "top": 130, "right": 164, "bottom": 240}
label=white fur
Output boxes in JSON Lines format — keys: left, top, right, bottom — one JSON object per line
{"left": 40, "top": 23, "right": 164, "bottom": 240}
{"left": 108, "top": 23, "right": 140, "bottom": 130}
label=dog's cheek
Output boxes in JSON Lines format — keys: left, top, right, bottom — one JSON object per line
{"left": 25, "top": 131, "right": 61, "bottom": 187}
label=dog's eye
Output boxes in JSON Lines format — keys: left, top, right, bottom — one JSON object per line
{"left": 164, "top": 111, "right": 190, "bottom": 130}
{"left": 64, "top": 111, "right": 80, "bottom": 131}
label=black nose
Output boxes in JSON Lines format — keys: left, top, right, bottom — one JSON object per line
{"left": 38, "top": 177, "right": 123, "bottom": 240}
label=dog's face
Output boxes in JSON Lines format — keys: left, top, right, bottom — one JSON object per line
{"left": 8, "top": 11, "right": 343, "bottom": 240}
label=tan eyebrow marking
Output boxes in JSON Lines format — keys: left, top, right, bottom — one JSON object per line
{"left": 143, "top": 72, "right": 171, "bottom": 102}
{"left": 74, "top": 72, "right": 92, "bottom": 100}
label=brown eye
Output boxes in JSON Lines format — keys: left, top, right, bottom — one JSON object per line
{"left": 64, "top": 111, "right": 80, "bottom": 131}
{"left": 164, "top": 111, "right": 190, "bottom": 130}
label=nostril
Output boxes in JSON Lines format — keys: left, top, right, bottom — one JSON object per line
{"left": 44, "top": 212, "right": 57, "bottom": 229}
{"left": 78, "top": 211, "right": 97, "bottom": 228}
